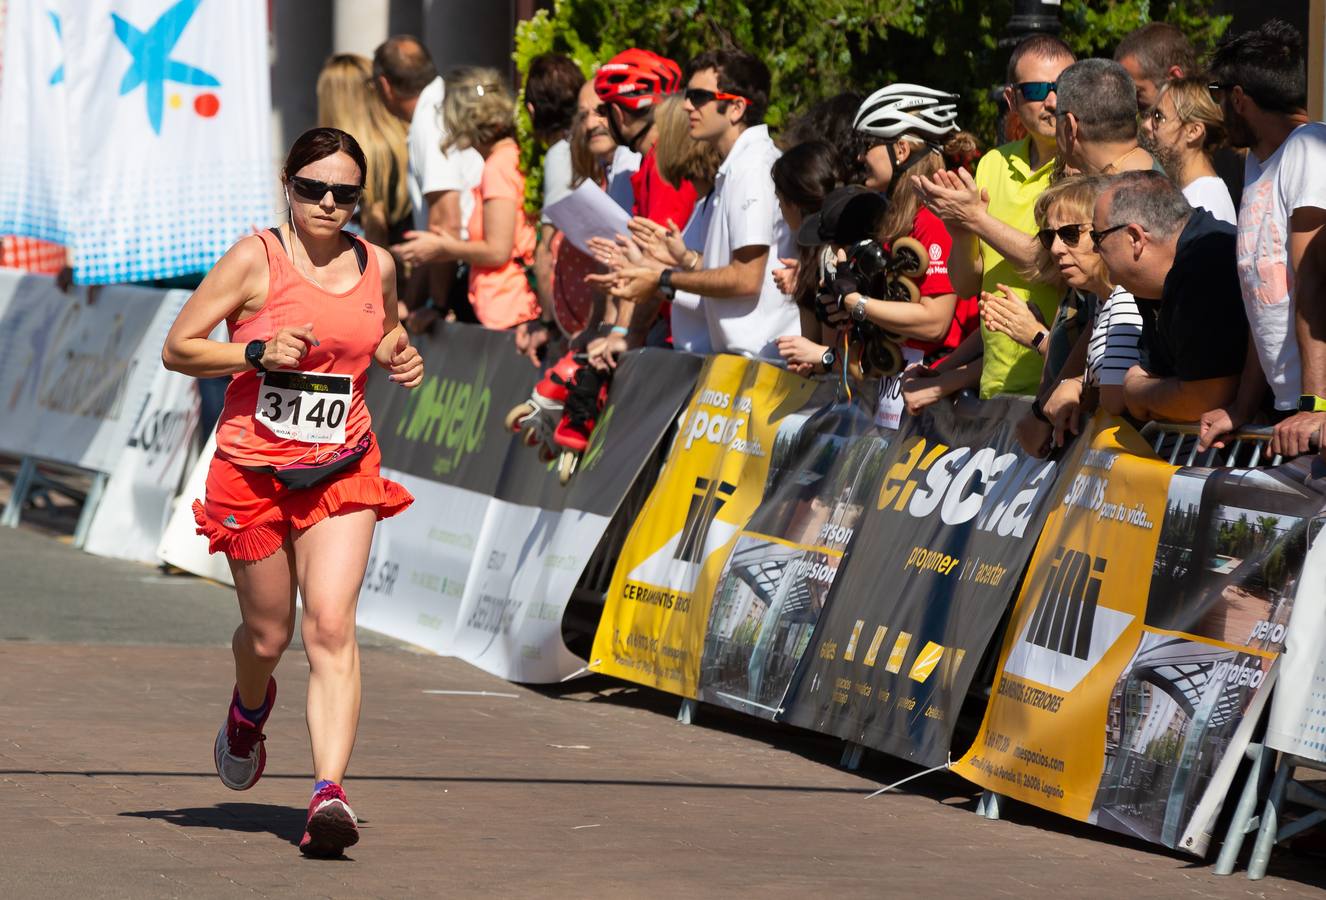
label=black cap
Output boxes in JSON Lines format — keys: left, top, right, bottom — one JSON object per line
{"left": 796, "top": 186, "right": 888, "bottom": 248}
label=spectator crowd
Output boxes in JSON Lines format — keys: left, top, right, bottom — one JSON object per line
{"left": 278, "top": 19, "right": 1326, "bottom": 460}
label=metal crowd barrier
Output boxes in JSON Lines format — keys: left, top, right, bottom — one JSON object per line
{"left": 1139, "top": 421, "right": 1283, "bottom": 469}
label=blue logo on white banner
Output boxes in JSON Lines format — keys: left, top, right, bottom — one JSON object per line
{"left": 0, "top": 0, "right": 273, "bottom": 284}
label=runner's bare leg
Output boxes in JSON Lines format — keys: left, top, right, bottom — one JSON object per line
{"left": 228, "top": 542, "right": 298, "bottom": 709}
{"left": 293, "top": 508, "right": 375, "bottom": 783}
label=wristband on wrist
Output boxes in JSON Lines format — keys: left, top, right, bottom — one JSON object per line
{"left": 658, "top": 268, "right": 677, "bottom": 300}
{"left": 1031, "top": 329, "right": 1048, "bottom": 350}
{"left": 684, "top": 250, "right": 700, "bottom": 271}
{"left": 610, "top": 325, "right": 629, "bottom": 336}
{"left": 1031, "top": 399, "right": 1050, "bottom": 423}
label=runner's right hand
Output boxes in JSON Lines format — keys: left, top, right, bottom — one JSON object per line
{"left": 260, "top": 323, "right": 317, "bottom": 369}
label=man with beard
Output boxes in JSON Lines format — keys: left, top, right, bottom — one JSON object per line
{"left": 1115, "top": 22, "right": 1244, "bottom": 208}
{"left": 1197, "top": 20, "right": 1326, "bottom": 459}
{"left": 1138, "top": 76, "right": 1237, "bottom": 224}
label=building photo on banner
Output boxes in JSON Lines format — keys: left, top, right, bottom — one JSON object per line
{"left": 955, "top": 415, "right": 1325, "bottom": 855}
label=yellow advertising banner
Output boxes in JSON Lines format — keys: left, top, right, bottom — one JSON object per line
{"left": 953, "top": 416, "right": 1176, "bottom": 818}
{"left": 588, "top": 354, "right": 818, "bottom": 697}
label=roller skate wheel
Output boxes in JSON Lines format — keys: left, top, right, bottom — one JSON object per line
{"left": 891, "top": 236, "right": 929, "bottom": 279}
{"left": 505, "top": 402, "right": 534, "bottom": 433}
{"left": 557, "top": 451, "right": 578, "bottom": 485}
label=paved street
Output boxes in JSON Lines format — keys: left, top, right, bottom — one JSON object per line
{"left": 1, "top": 525, "right": 1323, "bottom": 898}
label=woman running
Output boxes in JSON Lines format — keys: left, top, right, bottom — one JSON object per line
{"left": 162, "top": 127, "right": 423, "bottom": 858}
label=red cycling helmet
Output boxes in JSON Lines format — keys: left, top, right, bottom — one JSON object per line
{"left": 593, "top": 49, "right": 682, "bottom": 111}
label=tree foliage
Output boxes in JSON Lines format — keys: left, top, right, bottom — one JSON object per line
{"left": 513, "top": 0, "right": 1231, "bottom": 211}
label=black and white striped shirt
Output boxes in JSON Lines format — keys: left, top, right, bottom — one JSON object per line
{"left": 1087, "top": 286, "right": 1143, "bottom": 387}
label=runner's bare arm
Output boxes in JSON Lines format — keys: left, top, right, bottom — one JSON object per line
{"left": 162, "top": 236, "right": 315, "bottom": 378}
{"left": 373, "top": 247, "right": 423, "bottom": 388}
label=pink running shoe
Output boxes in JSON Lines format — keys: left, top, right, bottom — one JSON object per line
{"left": 300, "top": 782, "right": 360, "bottom": 858}
{"left": 213, "top": 677, "right": 276, "bottom": 791}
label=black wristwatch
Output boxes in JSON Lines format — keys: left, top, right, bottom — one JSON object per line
{"left": 1030, "top": 399, "right": 1050, "bottom": 423}
{"left": 1031, "top": 330, "right": 1048, "bottom": 350}
{"left": 820, "top": 348, "right": 837, "bottom": 371}
{"left": 244, "top": 339, "right": 267, "bottom": 373}
{"left": 658, "top": 268, "right": 677, "bottom": 300}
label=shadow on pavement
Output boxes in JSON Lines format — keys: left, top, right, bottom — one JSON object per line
{"left": 120, "top": 803, "right": 305, "bottom": 846}
{"left": 16, "top": 769, "right": 865, "bottom": 794}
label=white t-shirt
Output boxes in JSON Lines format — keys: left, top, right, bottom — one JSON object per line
{"left": 1237, "top": 122, "right": 1326, "bottom": 410}
{"left": 1183, "top": 175, "right": 1237, "bottom": 226}
{"left": 670, "top": 193, "right": 714, "bottom": 354}
{"left": 700, "top": 125, "right": 799, "bottom": 359}
{"left": 407, "top": 77, "right": 484, "bottom": 236}
{"left": 540, "top": 139, "right": 574, "bottom": 224}
{"left": 1086, "top": 286, "right": 1143, "bottom": 387}
{"left": 606, "top": 145, "right": 641, "bottom": 214}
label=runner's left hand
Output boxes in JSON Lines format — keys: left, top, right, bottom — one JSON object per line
{"left": 387, "top": 331, "right": 424, "bottom": 388}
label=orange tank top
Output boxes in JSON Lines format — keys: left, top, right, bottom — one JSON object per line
{"left": 214, "top": 229, "right": 385, "bottom": 467}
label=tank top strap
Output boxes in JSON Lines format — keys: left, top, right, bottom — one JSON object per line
{"left": 254, "top": 226, "right": 297, "bottom": 294}
{"left": 348, "top": 232, "right": 381, "bottom": 288}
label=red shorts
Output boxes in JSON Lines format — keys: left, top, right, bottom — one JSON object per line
{"left": 193, "top": 435, "right": 413, "bottom": 562}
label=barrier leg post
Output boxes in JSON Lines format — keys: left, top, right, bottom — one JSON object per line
{"left": 983, "top": 790, "right": 1003, "bottom": 820}
{"left": 2, "top": 457, "right": 37, "bottom": 528}
{"left": 839, "top": 742, "right": 864, "bottom": 771}
{"left": 1248, "top": 755, "right": 1292, "bottom": 880}
{"left": 975, "top": 792, "right": 988, "bottom": 816}
{"left": 72, "top": 472, "right": 108, "bottom": 550}
{"left": 677, "top": 698, "right": 696, "bottom": 725}
{"left": 1214, "top": 742, "right": 1268, "bottom": 875}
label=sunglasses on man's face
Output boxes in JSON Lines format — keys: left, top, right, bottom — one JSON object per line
{"left": 1090, "top": 223, "right": 1130, "bottom": 249}
{"left": 684, "top": 87, "right": 748, "bottom": 108}
{"left": 290, "top": 176, "right": 362, "bottom": 206}
{"left": 1015, "top": 81, "right": 1057, "bottom": 102}
{"left": 1036, "top": 223, "right": 1091, "bottom": 250}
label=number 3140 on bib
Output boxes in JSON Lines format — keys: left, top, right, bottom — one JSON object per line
{"left": 255, "top": 371, "right": 351, "bottom": 444}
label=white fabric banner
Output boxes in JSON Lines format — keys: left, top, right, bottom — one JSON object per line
{"left": 0, "top": 0, "right": 71, "bottom": 245}
{"left": 0, "top": 0, "right": 272, "bottom": 283}
{"left": 1266, "top": 530, "right": 1326, "bottom": 762}
{"left": 0, "top": 271, "right": 186, "bottom": 472}
{"left": 156, "top": 428, "right": 234, "bottom": 585}
{"left": 83, "top": 357, "right": 200, "bottom": 563}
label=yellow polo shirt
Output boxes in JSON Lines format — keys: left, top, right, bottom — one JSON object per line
{"left": 974, "top": 138, "right": 1059, "bottom": 398}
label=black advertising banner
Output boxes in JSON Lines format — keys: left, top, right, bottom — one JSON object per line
{"left": 696, "top": 385, "right": 891, "bottom": 719}
{"left": 359, "top": 323, "right": 705, "bottom": 682}
{"left": 782, "top": 397, "right": 1062, "bottom": 766}
{"left": 367, "top": 322, "right": 540, "bottom": 493}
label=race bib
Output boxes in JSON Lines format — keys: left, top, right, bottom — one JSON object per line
{"left": 255, "top": 371, "right": 351, "bottom": 444}
{"left": 875, "top": 346, "right": 924, "bottom": 430}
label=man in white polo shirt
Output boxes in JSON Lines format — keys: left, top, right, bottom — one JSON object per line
{"left": 609, "top": 49, "right": 797, "bottom": 359}
{"left": 374, "top": 36, "right": 484, "bottom": 325}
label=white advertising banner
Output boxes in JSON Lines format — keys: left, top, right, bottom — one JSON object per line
{"left": 84, "top": 357, "right": 200, "bottom": 563}
{"left": 0, "top": 271, "right": 185, "bottom": 473}
{"left": 1266, "top": 530, "right": 1326, "bottom": 762}
{"left": 156, "top": 429, "right": 234, "bottom": 585}
{"left": 0, "top": 0, "right": 272, "bottom": 283}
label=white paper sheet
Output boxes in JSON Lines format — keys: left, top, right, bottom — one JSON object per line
{"left": 543, "top": 179, "right": 632, "bottom": 256}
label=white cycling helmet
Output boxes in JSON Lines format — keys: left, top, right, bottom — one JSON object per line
{"left": 854, "top": 83, "right": 960, "bottom": 143}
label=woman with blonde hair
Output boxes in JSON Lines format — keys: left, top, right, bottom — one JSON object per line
{"left": 984, "top": 175, "right": 1144, "bottom": 455}
{"left": 316, "top": 54, "right": 412, "bottom": 247}
{"left": 1140, "top": 75, "right": 1237, "bottom": 224}
{"left": 391, "top": 68, "right": 539, "bottom": 331}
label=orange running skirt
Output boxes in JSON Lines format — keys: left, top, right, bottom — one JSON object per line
{"left": 193, "top": 434, "right": 412, "bottom": 561}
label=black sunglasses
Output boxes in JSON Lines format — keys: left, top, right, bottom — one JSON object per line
{"left": 290, "top": 176, "right": 362, "bottom": 205}
{"left": 1036, "top": 223, "right": 1091, "bottom": 250}
{"left": 1015, "top": 81, "right": 1057, "bottom": 102}
{"left": 684, "top": 87, "right": 748, "bottom": 108}
{"left": 1090, "top": 223, "right": 1130, "bottom": 249}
